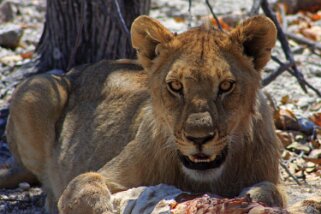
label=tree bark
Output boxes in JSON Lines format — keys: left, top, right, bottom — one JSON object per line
{"left": 35, "top": 0, "right": 150, "bottom": 73}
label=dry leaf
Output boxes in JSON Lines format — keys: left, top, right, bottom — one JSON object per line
{"left": 300, "top": 26, "right": 321, "bottom": 41}
{"left": 0, "top": 54, "right": 22, "bottom": 65}
{"left": 311, "top": 139, "right": 321, "bottom": 149}
{"left": 281, "top": 95, "right": 290, "bottom": 105}
{"left": 210, "top": 17, "right": 231, "bottom": 31}
{"left": 310, "top": 102, "right": 321, "bottom": 111}
{"left": 276, "top": 130, "right": 294, "bottom": 147}
{"left": 309, "top": 112, "right": 321, "bottom": 127}
{"left": 173, "top": 16, "right": 185, "bottom": 23}
{"left": 303, "top": 157, "right": 321, "bottom": 165}
{"left": 274, "top": 108, "right": 299, "bottom": 131}
{"left": 221, "top": 14, "right": 243, "bottom": 27}
{"left": 308, "top": 12, "right": 321, "bottom": 21}
{"left": 20, "top": 51, "right": 33, "bottom": 59}
{"left": 287, "top": 142, "right": 311, "bottom": 154}
{"left": 282, "top": 150, "right": 293, "bottom": 160}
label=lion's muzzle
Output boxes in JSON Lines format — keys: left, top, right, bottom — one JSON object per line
{"left": 184, "top": 111, "right": 215, "bottom": 146}
{"left": 178, "top": 145, "right": 228, "bottom": 170}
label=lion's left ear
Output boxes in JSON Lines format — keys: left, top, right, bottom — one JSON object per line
{"left": 131, "top": 15, "right": 174, "bottom": 69}
{"left": 230, "top": 16, "right": 277, "bottom": 71}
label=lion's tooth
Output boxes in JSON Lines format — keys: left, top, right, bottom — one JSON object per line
{"left": 188, "top": 155, "right": 211, "bottom": 163}
{"left": 194, "top": 159, "right": 210, "bottom": 163}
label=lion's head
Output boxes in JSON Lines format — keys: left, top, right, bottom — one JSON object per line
{"left": 131, "top": 16, "right": 277, "bottom": 181}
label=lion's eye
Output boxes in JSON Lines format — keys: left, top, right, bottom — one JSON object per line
{"left": 168, "top": 80, "right": 183, "bottom": 93}
{"left": 219, "top": 80, "right": 235, "bottom": 93}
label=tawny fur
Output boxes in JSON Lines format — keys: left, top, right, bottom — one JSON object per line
{"left": 3, "top": 15, "right": 286, "bottom": 213}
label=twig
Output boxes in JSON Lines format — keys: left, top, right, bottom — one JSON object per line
{"left": 188, "top": 0, "right": 192, "bottom": 28}
{"left": 280, "top": 161, "right": 301, "bottom": 185}
{"left": 270, "top": 56, "right": 321, "bottom": 96}
{"left": 286, "top": 32, "right": 321, "bottom": 52}
{"left": 262, "top": 61, "right": 293, "bottom": 86}
{"left": 205, "top": 0, "right": 223, "bottom": 31}
{"left": 249, "top": 0, "right": 262, "bottom": 16}
{"left": 288, "top": 71, "right": 321, "bottom": 97}
{"left": 261, "top": 0, "right": 307, "bottom": 93}
{"left": 278, "top": 3, "right": 287, "bottom": 32}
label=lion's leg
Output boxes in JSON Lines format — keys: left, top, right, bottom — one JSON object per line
{"left": 58, "top": 172, "right": 119, "bottom": 214}
{"left": 0, "top": 158, "right": 38, "bottom": 188}
{"left": 45, "top": 189, "right": 59, "bottom": 214}
{"left": 6, "top": 74, "right": 69, "bottom": 178}
{"left": 239, "top": 181, "right": 287, "bottom": 207}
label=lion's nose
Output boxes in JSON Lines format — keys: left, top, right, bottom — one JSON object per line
{"left": 186, "top": 133, "right": 215, "bottom": 145}
{"left": 184, "top": 111, "right": 215, "bottom": 145}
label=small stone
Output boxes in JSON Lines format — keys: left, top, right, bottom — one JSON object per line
{"left": 305, "top": 167, "right": 316, "bottom": 173}
{"left": 297, "top": 97, "right": 314, "bottom": 109}
{"left": 8, "top": 194, "right": 17, "bottom": 200}
{"left": 0, "top": 24, "right": 23, "bottom": 49}
{"left": 0, "top": 205, "right": 6, "bottom": 213}
{"left": 306, "top": 162, "right": 316, "bottom": 168}
{"left": 305, "top": 162, "right": 317, "bottom": 173}
{"left": 0, "top": 1, "right": 17, "bottom": 23}
{"left": 288, "top": 162, "right": 300, "bottom": 174}
{"left": 0, "top": 195, "right": 8, "bottom": 200}
{"left": 19, "top": 182, "right": 30, "bottom": 191}
{"left": 287, "top": 142, "right": 311, "bottom": 154}
{"left": 298, "top": 118, "right": 315, "bottom": 135}
{"left": 308, "top": 149, "right": 321, "bottom": 159}
{"left": 294, "top": 134, "right": 304, "bottom": 141}
{"left": 281, "top": 150, "right": 292, "bottom": 160}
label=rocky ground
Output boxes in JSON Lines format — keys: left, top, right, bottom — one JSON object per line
{"left": 0, "top": 0, "right": 320, "bottom": 213}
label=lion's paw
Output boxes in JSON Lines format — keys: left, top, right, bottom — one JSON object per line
{"left": 239, "top": 181, "right": 286, "bottom": 208}
{"left": 58, "top": 172, "right": 113, "bottom": 214}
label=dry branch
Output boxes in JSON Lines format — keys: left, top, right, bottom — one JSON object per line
{"left": 205, "top": 0, "right": 321, "bottom": 96}
{"left": 262, "top": 61, "right": 293, "bottom": 86}
{"left": 261, "top": 0, "right": 307, "bottom": 92}
{"left": 280, "top": 161, "right": 301, "bottom": 186}
{"left": 271, "top": 56, "right": 321, "bottom": 97}
{"left": 260, "top": 0, "right": 321, "bottom": 97}
{"left": 249, "top": 0, "right": 262, "bottom": 16}
{"left": 205, "top": 0, "right": 223, "bottom": 31}
{"left": 286, "top": 32, "right": 321, "bottom": 52}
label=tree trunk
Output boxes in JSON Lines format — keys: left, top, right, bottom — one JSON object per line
{"left": 35, "top": 0, "right": 150, "bottom": 73}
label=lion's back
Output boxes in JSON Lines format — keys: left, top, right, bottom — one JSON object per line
{"left": 49, "top": 60, "right": 150, "bottom": 190}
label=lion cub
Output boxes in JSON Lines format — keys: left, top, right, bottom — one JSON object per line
{"left": 4, "top": 15, "right": 286, "bottom": 213}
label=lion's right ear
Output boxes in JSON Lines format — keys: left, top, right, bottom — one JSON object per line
{"left": 229, "top": 16, "right": 277, "bottom": 71}
{"left": 131, "top": 16, "right": 174, "bottom": 69}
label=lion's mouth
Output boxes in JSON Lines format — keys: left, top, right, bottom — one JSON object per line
{"left": 178, "top": 146, "right": 228, "bottom": 170}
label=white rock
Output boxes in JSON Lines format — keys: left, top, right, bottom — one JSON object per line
{"left": 19, "top": 182, "right": 30, "bottom": 191}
